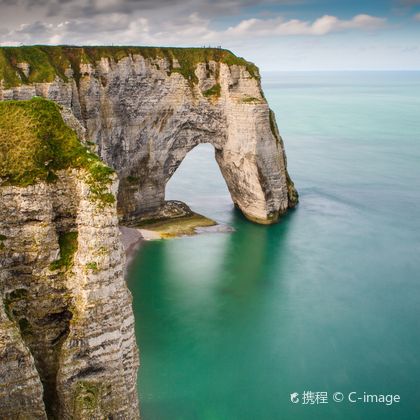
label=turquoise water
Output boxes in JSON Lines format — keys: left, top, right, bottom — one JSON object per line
{"left": 127, "top": 72, "right": 420, "bottom": 420}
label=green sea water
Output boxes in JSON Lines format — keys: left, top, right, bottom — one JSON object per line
{"left": 127, "top": 71, "right": 420, "bottom": 420}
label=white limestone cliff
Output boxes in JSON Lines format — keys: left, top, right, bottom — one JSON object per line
{"left": 0, "top": 99, "right": 139, "bottom": 418}
{"left": 0, "top": 46, "right": 298, "bottom": 224}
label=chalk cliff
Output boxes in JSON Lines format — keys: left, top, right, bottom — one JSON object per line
{"left": 0, "top": 46, "right": 298, "bottom": 224}
{"left": 0, "top": 46, "right": 298, "bottom": 419}
{"left": 0, "top": 98, "right": 139, "bottom": 418}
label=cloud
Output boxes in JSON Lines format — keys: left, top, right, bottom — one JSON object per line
{"left": 1, "top": 15, "right": 152, "bottom": 46}
{"left": 0, "top": 0, "right": 303, "bottom": 20}
{"left": 0, "top": 11, "right": 388, "bottom": 47}
{"left": 415, "top": 12, "right": 420, "bottom": 20}
{"left": 226, "top": 14, "right": 386, "bottom": 37}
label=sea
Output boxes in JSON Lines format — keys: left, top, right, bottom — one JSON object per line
{"left": 126, "top": 71, "right": 420, "bottom": 420}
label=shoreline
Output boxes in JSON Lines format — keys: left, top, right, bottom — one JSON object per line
{"left": 120, "top": 226, "right": 162, "bottom": 271}
{"left": 120, "top": 215, "right": 234, "bottom": 272}
{"left": 119, "top": 226, "right": 146, "bottom": 272}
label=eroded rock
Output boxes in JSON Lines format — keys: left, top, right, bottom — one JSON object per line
{"left": 0, "top": 46, "right": 298, "bottom": 224}
{"left": 0, "top": 99, "right": 139, "bottom": 418}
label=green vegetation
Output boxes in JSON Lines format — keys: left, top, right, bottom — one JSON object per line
{"left": 286, "top": 172, "right": 299, "bottom": 206}
{"left": 203, "top": 83, "right": 221, "bottom": 98}
{"left": 85, "top": 262, "right": 99, "bottom": 272}
{"left": 0, "top": 97, "right": 115, "bottom": 205}
{"left": 50, "top": 231, "right": 78, "bottom": 271}
{"left": 2, "top": 46, "right": 63, "bottom": 86}
{"left": 86, "top": 163, "right": 116, "bottom": 206}
{"left": 74, "top": 381, "right": 101, "bottom": 411}
{"left": 3, "top": 288, "right": 28, "bottom": 320}
{"left": 0, "top": 97, "right": 86, "bottom": 186}
{"left": 0, "top": 234, "right": 6, "bottom": 251}
{"left": 136, "top": 213, "right": 217, "bottom": 239}
{"left": 242, "top": 96, "right": 263, "bottom": 104}
{"left": 0, "top": 51, "right": 21, "bottom": 88}
{"left": 95, "top": 246, "right": 109, "bottom": 256}
{"left": 126, "top": 175, "right": 140, "bottom": 185}
{"left": 0, "top": 46, "right": 259, "bottom": 88}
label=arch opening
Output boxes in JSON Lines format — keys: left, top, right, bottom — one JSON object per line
{"left": 165, "top": 143, "right": 233, "bottom": 224}
{"left": 116, "top": 105, "right": 295, "bottom": 225}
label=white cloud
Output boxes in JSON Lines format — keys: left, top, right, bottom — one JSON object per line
{"left": 226, "top": 14, "right": 387, "bottom": 37}
{"left": 0, "top": 13, "right": 387, "bottom": 47}
{"left": 414, "top": 12, "right": 420, "bottom": 20}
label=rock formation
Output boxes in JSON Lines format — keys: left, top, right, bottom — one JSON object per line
{"left": 0, "top": 46, "right": 298, "bottom": 418}
{"left": 0, "top": 46, "right": 298, "bottom": 224}
{"left": 0, "top": 98, "right": 139, "bottom": 418}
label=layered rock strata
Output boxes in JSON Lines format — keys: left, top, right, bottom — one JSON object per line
{"left": 0, "top": 98, "right": 139, "bottom": 419}
{"left": 0, "top": 46, "right": 298, "bottom": 224}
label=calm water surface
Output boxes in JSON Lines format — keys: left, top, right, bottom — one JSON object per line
{"left": 127, "top": 72, "right": 420, "bottom": 420}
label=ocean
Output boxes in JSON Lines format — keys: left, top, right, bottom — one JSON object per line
{"left": 127, "top": 71, "right": 420, "bottom": 420}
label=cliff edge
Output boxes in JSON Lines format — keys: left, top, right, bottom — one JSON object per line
{"left": 0, "top": 98, "right": 139, "bottom": 419}
{"left": 0, "top": 46, "right": 298, "bottom": 224}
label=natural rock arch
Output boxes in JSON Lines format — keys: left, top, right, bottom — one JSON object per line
{"left": 164, "top": 142, "right": 230, "bottom": 204}
{"left": 115, "top": 91, "right": 295, "bottom": 224}
{"left": 96, "top": 59, "right": 299, "bottom": 224}
{"left": 0, "top": 46, "right": 298, "bottom": 224}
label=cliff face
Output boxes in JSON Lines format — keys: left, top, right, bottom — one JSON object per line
{"left": 0, "top": 99, "right": 139, "bottom": 418}
{"left": 0, "top": 46, "right": 297, "bottom": 224}
{"left": 0, "top": 46, "right": 297, "bottom": 417}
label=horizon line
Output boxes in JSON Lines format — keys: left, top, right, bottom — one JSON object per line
{"left": 261, "top": 69, "right": 420, "bottom": 72}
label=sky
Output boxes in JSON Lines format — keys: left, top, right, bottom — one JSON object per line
{"left": 0, "top": 0, "right": 420, "bottom": 71}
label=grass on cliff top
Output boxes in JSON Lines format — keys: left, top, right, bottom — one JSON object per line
{"left": 0, "top": 97, "right": 115, "bottom": 204}
{"left": 0, "top": 45, "right": 259, "bottom": 88}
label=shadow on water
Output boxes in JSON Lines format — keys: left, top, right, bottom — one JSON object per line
{"left": 218, "top": 207, "right": 296, "bottom": 293}
{"left": 127, "top": 206, "right": 301, "bottom": 420}
{"left": 129, "top": 192, "right": 420, "bottom": 420}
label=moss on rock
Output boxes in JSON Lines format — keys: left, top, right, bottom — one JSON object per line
{"left": 241, "top": 96, "right": 263, "bottom": 104}
{"left": 74, "top": 381, "right": 101, "bottom": 412}
{"left": 0, "top": 97, "right": 116, "bottom": 205}
{"left": 50, "top": 231, "right": 78, "bottom": 271}
{"left": 0, "top": 233, "right": 6, "bottom": 251}
{"left": 3, "top": 288, "right": 29, "bottom": 321}
{"left": 286, "top": 172, "right": 299, "bottom": 208}
{"left": 85, "top": 162, "right": 116, "bottom": 206}
{"left": 85, "top": 262, "right": 99, "bottom": 272}
{"left": 0, "top": 45, "right": 259, "bottom": 89}
{"left": 203, "top": 83, "right": 221, "bottom": 98}
{"left": 136, "top": 213, "right": 217, "bottom": 238}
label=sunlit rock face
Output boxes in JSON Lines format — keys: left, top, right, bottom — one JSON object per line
{"left": 0, "top": 46, "right": 298, "bottom": 224}
{"left": 0, "top": 101, "right": 139, "bottom": 419}
{"left": 0, "top": 172, "right": 139, "bottom": 419}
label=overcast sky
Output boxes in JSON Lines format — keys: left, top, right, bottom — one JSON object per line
{"left": 1, "top": 0, "right": 420, "bottom": 70}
